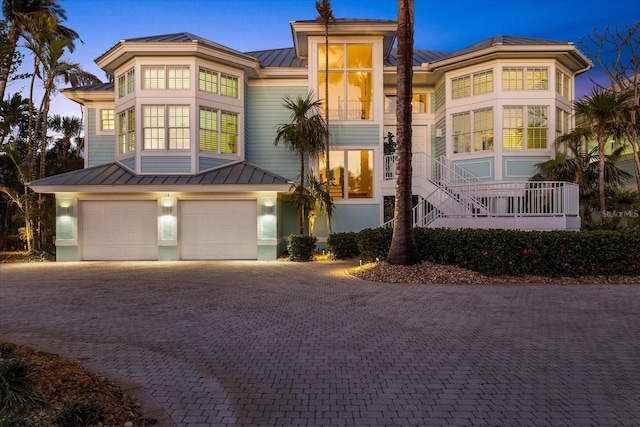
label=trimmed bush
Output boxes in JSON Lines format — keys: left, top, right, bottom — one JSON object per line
{"left": 357, "top": 228, "right": 393, "bottom": 262}
{"left": 327, "top": 232, "right": 359, "bottom": 259}
{"left": 331, "top": 227, "right": 640, "bottom": 277}
{"left": 287, "top": 234, "right": 317, "bottom": 262}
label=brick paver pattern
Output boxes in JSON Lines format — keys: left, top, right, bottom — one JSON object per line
{"left": 1, "top": 261, "right": 639, "bottom": 426}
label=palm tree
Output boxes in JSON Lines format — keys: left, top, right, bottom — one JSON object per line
{"left": 387, "top": 0, "right": 420, "bottom": 266}
{"left": 305, "top": 173, "right": 335, "bottom": 237}
{"left": 274, "top": 92, "right": 328, "bottom": 233}
{"left": 0, "top": 92, "right": 29, "bottom": 144}
{"left": 48, "top": 114, "right": 80, "bottom": 159}
{"left": 315, "top": 0, "right": 335, "bottom": 234}
{"left": 0, "top": 0, "right": 79, "bottom": 101}
{"left": 560, "top": 88, "right": 632, "bottom": 214}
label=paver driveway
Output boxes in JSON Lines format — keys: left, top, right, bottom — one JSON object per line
{"left": 1, "top": 261, "right": 639, "bottom": 426}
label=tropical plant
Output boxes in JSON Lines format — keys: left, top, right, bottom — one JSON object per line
{"left": 274, "top": 92, "right": 328, "bottom": 233}
{"left": 315, "top": 0, "right": 336, "bottom": 235}
{"left": 305, "top": 173, "right": 334, "bottom": 237}
{"left": 558, "top": 88, "right": 632, "bottom": 214}
{"left": 0, "top": 0, "right": 79, "bottom": 101}
{"left": 580, "top": 22, "right": 640, "bottom": 193}
{"left": 386, "top": 0, "right": 420, "bottom": 266}
{"left": 0, "top": 357, "right": 44, "bottom": 411}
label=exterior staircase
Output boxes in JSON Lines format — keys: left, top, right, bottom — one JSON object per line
{"left": 383, "top": 153, "right": 580, "bottom": 231}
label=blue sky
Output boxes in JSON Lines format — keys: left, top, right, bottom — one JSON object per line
{"left": 4, "top": 0, "right": 637, "bottom": 118}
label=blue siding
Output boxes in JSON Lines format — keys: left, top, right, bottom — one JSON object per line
{"left": 432, "top": 117, "right": 446, "bottom": 158}
{"left": 87, "top": 109, "right": 115, "bottom": 167}
{"left": 199, "top": 157, "right": 232, "bottom": 171}
{"left": 453, "top": 157, "right": 494, "bottom": 180}
{"left": 246, "top": 86, "right": 307, "bottom": 181}
{"left": 432, "top": 84, "right": 445, "bottom": 113}
{"left": 332, "top": 204, "right": 380, "bottom": 232}
{"left": 503, "top": 156, "right": 550, "bottom": 180}
{"left": 141, "top": 156, "right": 191, "bottom": 173}
{"left": 331, "top": 124, "right": 379, "bottom": 147}
{"left": 120, "top": 157, "right": 135, "bottom": 170}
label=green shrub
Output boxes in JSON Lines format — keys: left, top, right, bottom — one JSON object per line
{"left": 287, "top": 234, "right": 317, "bottom": 262}
{"left": 357, "top": 228, "right": 393, "bottom": 262}
{"left": 0, "top": 344, "right": 16, "bottom": 360}
{"left": 0, "top": 358, "right": 44, "bottom": 411}
{"left": 327, "top": 232, "right": 359, "bottom": 259}
{"left": 54, "top": 399, "right": 104, "bottom": 427}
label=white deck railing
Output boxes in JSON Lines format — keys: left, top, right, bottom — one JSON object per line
{"left": 383, "top": 153, "right": 580, "bottom": 228}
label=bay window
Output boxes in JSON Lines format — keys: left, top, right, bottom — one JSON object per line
{"left": 503, "top": 67, "right": 549, "bottom": 91}
{"left": 199, "top": 107, "right": 238, "bottom": 154}
{"left": 143, "top": 66, "right": 190, "bottom": 90}
{"left": 118, "top": 108, "right": 135, "bottom": 154}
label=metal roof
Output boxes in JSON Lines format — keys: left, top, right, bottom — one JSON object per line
{"left": 244, "top": 48, "right": 307, "bottom": 68}
{"left": 436, "top": 35, "right": 573, "bottom": 62}
{"left": 29, "top": 161, "right": 291, "bottom": 189}
{"left": 385, "top": 48, "right": 451, "bottom": 66}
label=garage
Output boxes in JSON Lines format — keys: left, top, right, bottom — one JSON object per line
{"left": 81, "top": 200, "right": 158, "bottom": 260}
{"left": 180, "top": 200, "right": 257, "bottom": 260}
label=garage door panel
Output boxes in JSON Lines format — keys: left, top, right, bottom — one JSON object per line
{"left": 81, "top": 201, "right": 157, "bottom": 260}
{"left": 180, "top": 200, "right": 257, "bottom": 260}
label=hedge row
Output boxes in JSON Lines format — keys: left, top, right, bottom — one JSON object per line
{"left": 327, "top": 228, "right": 640, "bottom": 277}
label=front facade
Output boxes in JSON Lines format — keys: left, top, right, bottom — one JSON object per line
{"left": 30, "top": 18, "right": 592, "bottom": 261}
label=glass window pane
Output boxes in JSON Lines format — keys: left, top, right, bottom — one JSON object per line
{"left": 347, "top": 150, "right": 373, "bottom": 198}
{"left": 346, "top": 71, "right": 372, "bottom": 120}
{"left": 199, "top": 107, "right": 218, "bottom": 152}
{"left": 347, "top": 44, "right": 372, "bottom": 68}
{"left": 318, "top": 44, "right": 344, "bottom": 69}
{"left": 199, "top": 68, "right": 218, "bottom": 93}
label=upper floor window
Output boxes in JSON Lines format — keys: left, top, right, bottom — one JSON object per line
{"left": 118, "top": 108, "right": 135, "bottom": 154}
{"left": 473, "top": 70, "right": 493, "bottom": 95}
{"left": 452, "top": 76, "right": 470, "bottom": 99}
{"left": 318, "top": 43, "right": 373, "bottom": 121}
{"left": 384, "top": 94, "right": 427, "bottom": 114}
{"left": 198, "top": 68, "right": 239, "bottom": 98}
{"left": 503, "top": 106, "right": 548, "bottom": 150}
{"left": 117, "top": 68, "right": 135, "bottom": 98}
{"left": 319, "top": 149, "right": 374, "bottom": 199}
{"left": 100, "top": 109, "right": 115, "bottom": 131}
{"left": 556, "top": 107, "right": 571, "bottom": 139}
{"left": 452, "top": 108, "right": 494, "bottom": 154}
{"left": 142, "top": 66, "right": 190, "bottom": 90}
{"left": 143, "top": 105, "right": 190, "bottom": 150}
{"left": 199, "top": 107, "right": 238, "bottom": 154}
{"left": 451, "top": 69, "right": 493, "bottom": 99}
{"left": 503, "top": 67, "right": 549, "bottom": 91}
{"left": 556, "top": 70, "right": 570, "bottom": 98}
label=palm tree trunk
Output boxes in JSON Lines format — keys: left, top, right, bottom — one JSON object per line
{"left": 598, "top": 131, "right": 606, "bottom": 214}
{"left": 0, "top": 26, "right": 20, "bottom": 102}
{"left": 387, "top": 0, "right": 420, "bottom": 266}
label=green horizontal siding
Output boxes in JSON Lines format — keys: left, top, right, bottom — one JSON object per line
{"left": 141, "top": 156, "right": 191, "bottom": 173}
{"left": 453, "top": 157, "right": 494, "bottom": 181}
{"left": 87, "top": 109, "right": 115, "bottom": 167}
{"left": 331, "top": 124, "right": 379, "bottom": 147}
{"left": 199, "top": 157, "right": 232, "bottom": 171}
{"left": 120, "top": 157, "right": 135, "bottom": 170}
{"left": 432, "top": 117, "right": 446, "bottom": 158}
{"left": 332, "top": 203, "right": 380, "bottom": 232}
{"left": 432, "top": 83, "right": 445, "bottom": 113}
{"left": 246, "top": 86, "right": 307, "bottom": 181}
{"left": 503, "top": 156, "right": 550, "bottom": 181}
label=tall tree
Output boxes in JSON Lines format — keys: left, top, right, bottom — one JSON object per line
{"left": 274, "top": 92, "right": 328, "bottom": 233}
{"left": 560, "top": 88, "right": 631, "bottom": 214}
{"left": 387, "top": 0, "right": 420, "bottom": 265}
{"left": 580, "top": 22, "right": 640, "bottom": 193}
{"left": 315, "top": 0, "right": 335, "bottom": 234}
{"left": 0, "top": 0, "right": 79, "bottom": 101}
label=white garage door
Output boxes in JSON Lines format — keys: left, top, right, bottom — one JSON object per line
{"left": 180, "top": 200, "right": 257, "bottom": 260}
{"left": 81, "top": 201, "right": 158, "bottom": 260}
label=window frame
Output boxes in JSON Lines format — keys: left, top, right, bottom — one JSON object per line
{"left": 502, "top": 105, "right": 549, "bottom": 150}
{"left": 502, "top": 67, "right": 550, "bottom": 91}
{"left": 198, "top": 107, "right": 238, "bottom": 154}
{"left": 317, "top": 42, "right": 374, "bottom": 122}
{"left": 99, "top": 109, "right": 115, "bottom": 134}
{"left": 319, "top": 149, "right": 374, "bottom": 200}
{"left": 117, "top": 107, "right": 135, "bottom": 154}
{"left": 142, "top": 65, "right": 191, "bottom": 91}
{"left": 117, "top": 68, "right": 135, "bottom": 98}
{"left": 142, "top": 104, "right": 191, "bottom": 151}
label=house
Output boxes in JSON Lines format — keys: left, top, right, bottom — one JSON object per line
{"left": 29, "top": 18, "right": 592, "bottom": 261}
